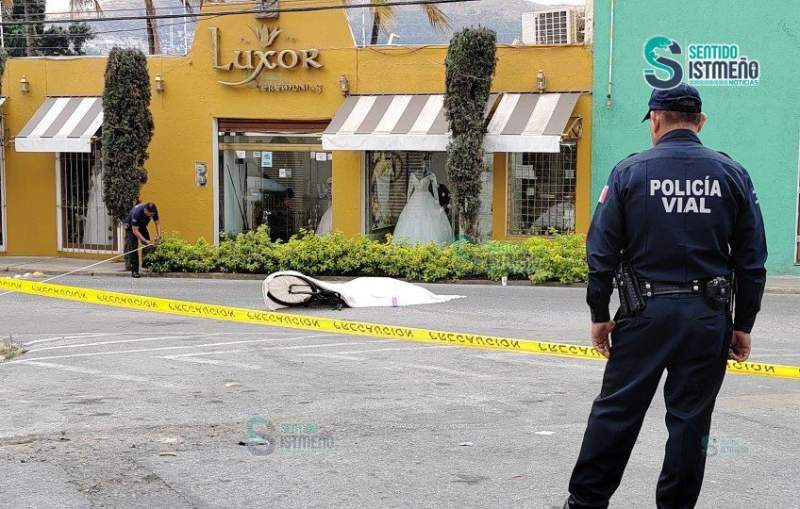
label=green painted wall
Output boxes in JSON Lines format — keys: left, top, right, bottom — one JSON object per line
{"left": 592, "top": 0, "right": 800, "bottom": 274}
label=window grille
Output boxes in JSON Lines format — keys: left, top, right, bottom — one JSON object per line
{"left": 508, "top": 145, "right": 577, "bottom": 236}
{"left": 59, "top": 144, "right": 118, "bottom": 252}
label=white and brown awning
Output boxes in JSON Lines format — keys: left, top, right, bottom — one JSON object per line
{"left": 15, "top": 97, "right": 103, "bottom": 153}
{"left": 484, "top": 93, "right": 580, "bottom": 153}
{"left": 324, "top": 93, "right": 579, "bottom": 153}
{"left": 323, "top": 94, "right": 498, "bottom": 152}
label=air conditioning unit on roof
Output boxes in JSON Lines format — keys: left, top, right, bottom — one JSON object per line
{"left": 522, "top": 8, "right": 585, "bottom": 45}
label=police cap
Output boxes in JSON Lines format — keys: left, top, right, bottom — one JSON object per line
{"left": 642, "top": 83, "right": 702, "bottom": 122}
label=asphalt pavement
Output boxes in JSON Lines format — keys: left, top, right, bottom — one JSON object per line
{"left": 0, "top": 276, "right": 798, "bottom": 508}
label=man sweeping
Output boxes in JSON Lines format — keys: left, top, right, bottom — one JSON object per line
{"left": 125, "top": 202, "right": 161, "bottom": 278}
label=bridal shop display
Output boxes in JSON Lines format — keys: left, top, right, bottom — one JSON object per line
{"left": 1, "top": 2, "right": 592, "bottom": 258}
{"left": 392, "top": 173, "right": 454, "bottom": 245}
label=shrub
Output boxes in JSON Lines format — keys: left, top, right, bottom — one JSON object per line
{"left": 144, "top": 230, "right": 588, "bottom": 284}
{"left": 525, "top": 235, "right": 588, "bottom": 284}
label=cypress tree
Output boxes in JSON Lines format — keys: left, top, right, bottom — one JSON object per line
{"left": 444, "top": 28, "right": 497, "bottom": 241}
{"left": 101, "top": 47, "right": 155, "bottom": 222}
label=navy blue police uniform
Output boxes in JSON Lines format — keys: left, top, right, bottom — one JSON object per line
{"left": 125, "top": 203, "right": 159, "bottom": 276}
{"left": 566, "top": 85, "right": 767, "bottom": 509}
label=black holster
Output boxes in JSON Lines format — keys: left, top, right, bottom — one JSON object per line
{"left": 615, "top": 263, "right": 646, "bottom": 317}
{"left": 704, "top": 276, "right": 732, "bottom": 311}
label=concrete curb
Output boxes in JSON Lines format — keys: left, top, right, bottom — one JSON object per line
{"left": 2, "top": 264, "right": 798, "bottom": 294}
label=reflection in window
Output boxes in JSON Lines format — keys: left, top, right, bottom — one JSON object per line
{"left": 508, "top": 145, "right": 577, "bottom": 236}
{"left": 218, "top": 133, "right": 332, "bottom": 242}
{"left": 366, "top": 151, "right": 492, "bottom": 243}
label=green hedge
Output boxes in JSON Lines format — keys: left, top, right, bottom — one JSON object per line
{"left": 144, "top": 226, "right": 588, "bottom": 284}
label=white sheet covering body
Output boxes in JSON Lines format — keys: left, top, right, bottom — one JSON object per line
{"left": 263, "top": 271, "right": 464, "bottom": 310}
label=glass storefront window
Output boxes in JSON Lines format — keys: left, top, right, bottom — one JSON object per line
{"left": 365, "top": 151, "right": 492, "bottom": 243}
{"left": 0, "top": 140, "right": 4, "bottom": 250}
{"left": 58, "top": 145, "right": 118, "bottom": 252}
{"left": 218, "top": 132, "right": 332, "bottom": 242}
{"left": 507, "top": 145, "right": 577, "bottom": 236}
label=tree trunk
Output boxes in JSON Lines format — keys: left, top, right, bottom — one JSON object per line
{"left": 144, "top": 0, "right": 161, "bottom": 55}
{"left": 22, "top": 2, "right": 34, "bottom": 56}
{"left": 370, "top": 12, "right": 380, "bottom": 45}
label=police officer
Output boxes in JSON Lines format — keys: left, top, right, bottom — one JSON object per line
{"left": 125, "top": 202, "right": 161, "bottom": 278}
{"left": 564, "top": 84, "right": 767, "bottom": 508}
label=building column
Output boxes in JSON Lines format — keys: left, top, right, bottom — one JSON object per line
{"left": 331, "top": 151, "right": 362, "bottom": 236}
{"left": 491, "top": 152, "right": 507, "bottom": 240}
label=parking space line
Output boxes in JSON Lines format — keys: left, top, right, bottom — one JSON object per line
{"left": 393, "top": 363, "right": 492, "bottom": 379}
{"left": 27, "top": 332, "right": 292, "bottom": 352}
{"left": 5, "top": 334, "right": 344, "bottom": 364}
{"left": 164, "top": 356, "right": 263, "bottom": 370}
{"left": 30, "top": 335, "right": 209, "bottom": 352}
{"left": 23, "top": 361, "right": 188, "bottom": 389}
{"left": 25, "top": 333, "right": 126, "bottom": 346}
{"left": 162, "top": 349, "right": 248, "bottom": 358}
{"left": 301, "top": 353, "right": 370, "bottom": 361}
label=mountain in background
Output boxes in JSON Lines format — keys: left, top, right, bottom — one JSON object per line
{"left": 44, "top": 0, "right": 583, "bottom": 55}
{"left": 348, "top": 0, "right": 582, "bottom": 44}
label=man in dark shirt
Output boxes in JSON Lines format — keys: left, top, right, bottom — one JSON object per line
{"left": 125, "top": 202, "right": 161, "bottom": 278}
{"left": 564, "top": 84, "right": 767, "bottom": 508}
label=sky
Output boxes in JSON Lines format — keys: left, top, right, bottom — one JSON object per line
{"left": 46, "top": 0, "right": 587, "bottom": 15}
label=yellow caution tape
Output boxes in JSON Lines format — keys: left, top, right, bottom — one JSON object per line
{"left": 2, "top": 276, "right": 798, "bottom": 381}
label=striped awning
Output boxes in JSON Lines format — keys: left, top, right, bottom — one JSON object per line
{"left": 15, "top": 97, "right": 103, "bottom": 153}
{"left": 323, "top": 94, "right": 498, "bottom": 151}
{"left": 484, "top": 93, "right": 580, "bottom": 153}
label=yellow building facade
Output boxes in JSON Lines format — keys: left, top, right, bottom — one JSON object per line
{"left": 0, "top": 0, "right": 592, "bottom": 257}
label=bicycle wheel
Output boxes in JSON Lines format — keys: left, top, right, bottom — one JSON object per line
{"left": 267, "top": 274, "right": 316, "bottom": 307}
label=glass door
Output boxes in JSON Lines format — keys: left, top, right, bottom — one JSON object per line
{"left": 218, "top": 131, "right": 332, "bottom": 241}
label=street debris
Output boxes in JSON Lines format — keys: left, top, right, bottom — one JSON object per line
{"left": 0, "top": 336, "right": 26, "bottom": 361}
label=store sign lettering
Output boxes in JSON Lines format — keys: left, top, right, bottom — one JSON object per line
{"left": 210, "top": 26, "right": 323, "bottom": 86}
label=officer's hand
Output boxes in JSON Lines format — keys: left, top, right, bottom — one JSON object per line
{"left": 591, "top": 321, "right": 615, "bottom": 359}
{"left": 729, "top": 330, "right": 752, "bottom": 362}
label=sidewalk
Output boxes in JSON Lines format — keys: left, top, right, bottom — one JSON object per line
{"left": 1, "top": 255, "right": 799, "bottom": 293}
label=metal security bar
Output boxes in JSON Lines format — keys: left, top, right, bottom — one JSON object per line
{"left": 508, "top": 145, "right": 577, "bottom": 236}
{"left": 59, "top": 144, "right": 118, "bottom": 252}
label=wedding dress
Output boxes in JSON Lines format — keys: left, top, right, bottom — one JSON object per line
{"left": 392, "top": 173, "right": 453, "bottom": 245}
{"left": 84, "top": 164, "right": 113, "bottom": 246}
{"left": 316, "top": 205, "right": 333, "bottom": 235}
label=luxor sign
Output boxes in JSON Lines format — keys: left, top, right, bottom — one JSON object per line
{"left": 210, "top": 26, "right": 323, "bottom": 86}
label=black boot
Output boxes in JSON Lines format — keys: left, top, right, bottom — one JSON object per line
{"left": 131, "top": 272, "right": 141, "bottom": 279}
